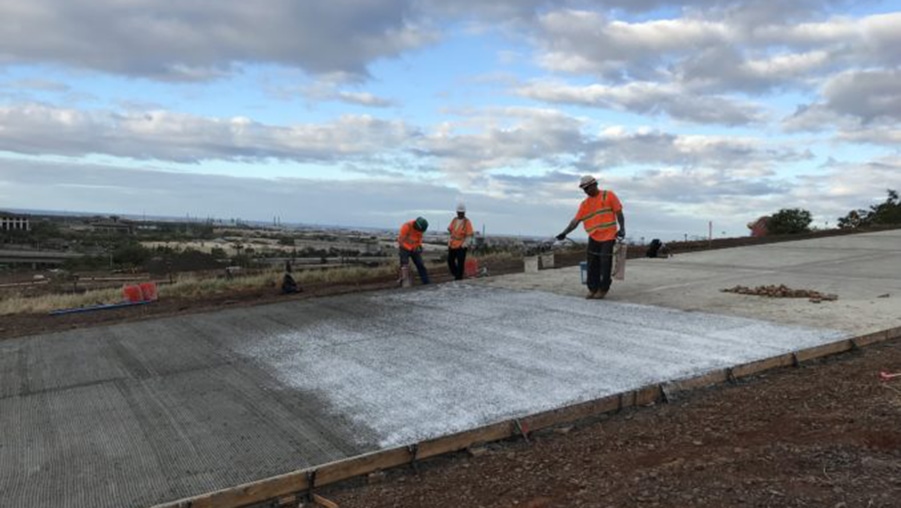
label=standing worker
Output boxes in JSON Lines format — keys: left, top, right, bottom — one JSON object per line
{"left": 446, "top": 203, "right": 474, "bottom": 280}
{"left": 398, "top": 217, "right": 431, "bottom": 287}
{"left": 556, "top": 175, "right": 625, "bottom": 299}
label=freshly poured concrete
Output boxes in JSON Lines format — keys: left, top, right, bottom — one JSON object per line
{"left": 1, "top": 231, "right": 898, "bottom": 507}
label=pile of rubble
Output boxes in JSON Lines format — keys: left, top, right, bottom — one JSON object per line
{"left": 721, "top": 284, "right": 838, "bottom": 303}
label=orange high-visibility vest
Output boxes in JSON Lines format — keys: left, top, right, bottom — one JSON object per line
{"left": 398, "top": 220, "right": 423, "bottom": 251}
{"left": 447, "top": 217, "right": 473, "bottom": 249}
{"left": 576, "top": 190, "right": 623, "bottom": 242}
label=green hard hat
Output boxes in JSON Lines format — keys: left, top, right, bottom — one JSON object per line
{"left": 414, "top": 217, "right": 429, "bottom": 232}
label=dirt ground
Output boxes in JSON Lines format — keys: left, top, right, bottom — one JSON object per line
{"left": 324, "top": 340, "right": 901, "bottom": 508}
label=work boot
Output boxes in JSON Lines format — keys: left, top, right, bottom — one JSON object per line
{"left": 595, "top": 290, "right": 608, "bottom": 299}
{"left": 585, "top": 291, "right": 598, "bottom": 299}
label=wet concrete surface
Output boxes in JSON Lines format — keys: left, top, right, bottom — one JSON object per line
{"left": 2, "top": 232, "right": 897, "bottom": 507}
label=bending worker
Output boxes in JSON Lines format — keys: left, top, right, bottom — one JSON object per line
{"left": 398, "top": 216, "right": 431, "bottom": 287}
{"left": 447, "top": 203, "right": 474, "bottom": 280}
{"left": 556, "top": 175, "right": 625, "bottom": 299}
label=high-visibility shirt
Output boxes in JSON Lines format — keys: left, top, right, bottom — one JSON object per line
{"left": 398, "top": 220, "right": 423, "bottom": 251}
{"left": 447, "top": 217, "right": 473, "bottom": 249}
{"left": 575, "top": 189, "right": 623, "bottom": 242}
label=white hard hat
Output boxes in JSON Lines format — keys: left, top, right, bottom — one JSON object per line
{"left": 456, "top": 202, "right": 466, "bottom": 212}
{"left": 579, "top": 175, "right": 597, "bottom": 189}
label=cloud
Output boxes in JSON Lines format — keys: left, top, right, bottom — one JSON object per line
{"left": 0, "top": 102, "right": 814, "bottom": 191}
{"left": 286, "top": 81, "right": 396, "bottom": 107}
{"left": 414, "top": 107, "right": 588, "bottom": 175}
{"left": 535, "top": 10, "right": 732, "bottom": 79}
{"left": 3, "top": 148, "right": 889, "bottom": 241}
{"left": 0, "top": 158, "right": 581, "bottom": 236}
{"left": 531, "top": 7, "right": 901, "bottom": 96}
{"left": 0, "top": 103, "right": 415, "bottom": 162}
{"left": 820, "top": 69, "right": 901, "bottom": 123}
{"left": 588, "top": 128, "right": 810, "bottom": 176}
{"left": 0, "top": 0, "right": 434, "bottom": 81}
{"left": 2, "top": 78, "right": 70, "bottom": 92}
{"left": 783, "top": 69, "right": 901, "bottom": 133}
{"left": 516, "top": 80, "right": 765, "bottom": 125}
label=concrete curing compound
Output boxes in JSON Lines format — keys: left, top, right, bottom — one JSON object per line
{"left": 1, "top": 230, "right": 899, "bottom": 507}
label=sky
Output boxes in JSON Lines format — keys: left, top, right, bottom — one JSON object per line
{"left": 1, "top": 0, "right": 900, "bottom": 241}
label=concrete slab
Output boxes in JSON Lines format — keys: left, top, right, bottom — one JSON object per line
{"left": 482, "top": 229, "right": 901, "bottom": 335}
{"left": 1, "top": 231, "right": 896, "bottom": 507}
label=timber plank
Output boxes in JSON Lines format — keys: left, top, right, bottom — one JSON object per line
{"left": 731, "top": 353, "right": 794, "bottom": 379}
{"left": 794, "top": 339, "right": 854, "bottom": 363}
{"left": 524, "top": 394, "right": 621, "bottom": 431}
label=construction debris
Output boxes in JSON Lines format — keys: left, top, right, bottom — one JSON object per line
{"left": 721, "top": 284, "right": 838, "bottom": 303}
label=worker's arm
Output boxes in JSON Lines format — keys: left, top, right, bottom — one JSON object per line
{"left": 616, "top": 211, "right": 626, "bottom": 239}
{"left": 556, "top": 218, "right": 580, "bottom": 241}
{"left": 464, "top": 220, "right": 475, "bottom": 248}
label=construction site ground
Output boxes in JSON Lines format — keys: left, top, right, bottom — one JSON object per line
{"left": 1, "top": 231, "right": 900, "bottom": 507}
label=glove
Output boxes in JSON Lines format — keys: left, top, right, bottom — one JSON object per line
{"left": 555, "top": 233, "right": 566, "bottom": 241}
{"left": 616, "top": 229, "right": 626, "bottom": 239}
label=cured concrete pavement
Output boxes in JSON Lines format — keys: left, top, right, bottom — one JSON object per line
{"left": 1, "top": 231, "right": 898, "bottom": 507}
{"left": 484, "top": 229, "right": 901, "bottom": 335}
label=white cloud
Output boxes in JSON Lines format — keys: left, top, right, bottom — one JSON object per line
{"left": 532, "top": 8, "right": 901, "bottom": 96}
{"left": 0, "top": 103, "right": 415, "bottom": 162}
{"left": 516, "top": 80, "right": 765, "bottom": 125}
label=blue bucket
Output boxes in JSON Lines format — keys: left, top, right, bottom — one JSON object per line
{"left": 579, "top": 261, "right": 587, "bottom": 285}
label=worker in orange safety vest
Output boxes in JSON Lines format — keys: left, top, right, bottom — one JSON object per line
{"left": 397, "top": 217, "right": 431, "bottom": 287}
{"left": 556, "top": 175, "right": 625, "bottom": 299}
{"left": 446, "top": 203, "right": 474, "bottom": 280}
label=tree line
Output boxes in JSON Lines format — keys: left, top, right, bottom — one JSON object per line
{"left": 767, "top": 189, "right": 900, "bottom": 235}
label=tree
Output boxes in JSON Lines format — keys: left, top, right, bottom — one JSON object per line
{"left": 767, "top": 208, "right": 812, "bottom": 235}
{"left": 113, "top": 243, "right": 152, "bottom": 268}
{"left": 210, "top": 247, "right": 227, "bottom": 259}
{"left": 838, "top": 189, "right": 901, "bottom": 228}
{"left": 868, "top": 189, "right": 901, "bottom": 225}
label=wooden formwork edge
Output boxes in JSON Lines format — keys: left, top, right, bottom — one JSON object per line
{"left": 152, "top": 325, "right": 901, "bottom": 508}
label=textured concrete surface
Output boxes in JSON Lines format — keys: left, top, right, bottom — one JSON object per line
{"left": 483, "top": 229, "right": 901, "bottom": 335}
{"left": 2, "top": 232, "right": 896, "bottom": 507}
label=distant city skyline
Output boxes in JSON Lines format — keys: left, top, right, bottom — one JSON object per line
{"left": 2, "top": 1, "right": 900, "bottom": 241}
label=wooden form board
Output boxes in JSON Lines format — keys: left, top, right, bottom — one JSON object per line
{"left": 152, "top": 325, "right": 901, "bottom": 508}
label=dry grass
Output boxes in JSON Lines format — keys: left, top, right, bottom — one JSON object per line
{"left": 0, "top": 251, "right": 523, "bottom": 316}
{"left": 0, "top": 287, "right": 123, "bottom": 316}
{"left": 0, "top": 264, "right": 400, "bottom": 315}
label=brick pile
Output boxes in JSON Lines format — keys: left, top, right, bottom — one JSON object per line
{"left": 721, "top": 284, "right": 839, "bottom": 303}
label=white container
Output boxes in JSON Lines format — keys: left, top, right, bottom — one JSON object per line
{"left": 539, "top": 253, "right": 555, "bottom": 269}
{"left": 524, "top": 256, "right": 539, "bottom": 273}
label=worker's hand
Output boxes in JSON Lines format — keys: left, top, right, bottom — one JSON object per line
{"left": 616, "top": 229, "right": 626, "bottom": 240}
{"left": 415, "top": 246, "right": 423, "bottom": 253}
{"left": 555, "top": 233, "right": 566, "bottom": 241}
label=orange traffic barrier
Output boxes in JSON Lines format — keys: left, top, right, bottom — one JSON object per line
{"left": 464, "top": 259, "right": 479, "bottom": 278}
{"left": 122, "top": 284, "right": 144, "bottom": 303}
{"left": 139, "top": 282, "right": 158, "bottom": 301}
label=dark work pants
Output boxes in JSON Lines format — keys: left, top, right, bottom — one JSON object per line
{"left": 447, "top": 247, "right": 467, "bottom": 280}
{"left": 587, "top": 238, "right": 615, "bottom": 293}
{"left": 399, "top": 248, "right": 430, "bottom": 284}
